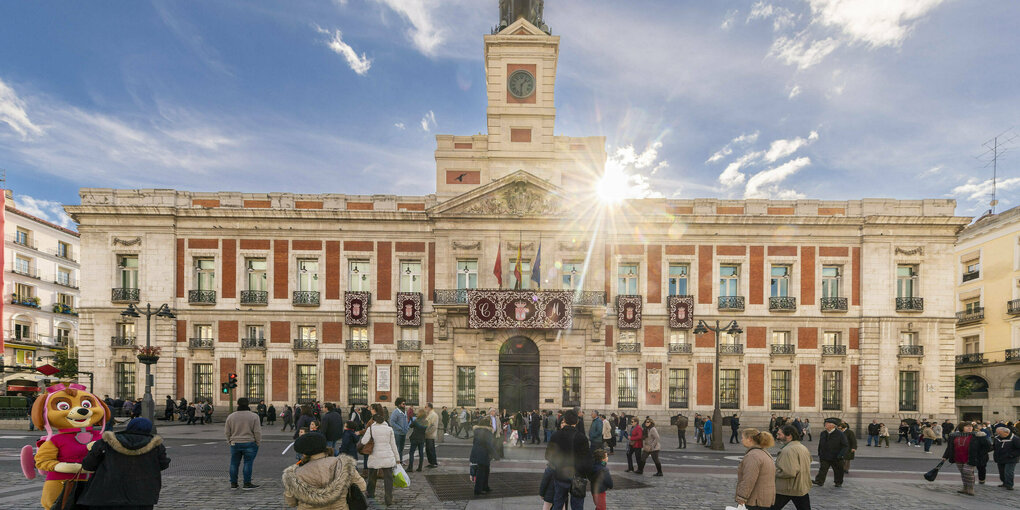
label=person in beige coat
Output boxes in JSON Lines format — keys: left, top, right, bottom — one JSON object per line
{"left": 735, "top": 428, "right": 776, "bottom": 510}
{"left": 773, "top": 425, "right": 812, "bottom": 510}
{"left": 283, "top": 432, "right": 367, "bottom": 510}
{"left": 637, "top": 418, "right": 663, "bottom": 476}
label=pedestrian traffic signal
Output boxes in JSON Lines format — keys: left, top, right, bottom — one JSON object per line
{"left": 221, "top": 382, "right": 229, "bottom": 394}
{"left": 227, "top": 372, "right": 238, "bottom": 390}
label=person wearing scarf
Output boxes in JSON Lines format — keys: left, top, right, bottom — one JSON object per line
{"left": 79, "top": 417, "right": 171, "bottom": 509}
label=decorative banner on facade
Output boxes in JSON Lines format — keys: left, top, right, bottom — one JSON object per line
{"left": 616, "top": 295, "right": 642, "bottom": 330}
{"left": 467, "top": 290, "right": 573, "bottom": 329}
{"left": 395, "top": 292, "right": 422, "bottom": 327}
{"left": 667, "top": 295, "right": 694, "bottom": 329}
{"left": 345, "top": 291, "right": 371, "bottom": 325}
{"left": 376, "top": 364, "right": 391, "bottom": 392}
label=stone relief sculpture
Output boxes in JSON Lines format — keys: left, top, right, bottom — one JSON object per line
{"left": 463, "top": 182, "right": 561, "bottom": 216}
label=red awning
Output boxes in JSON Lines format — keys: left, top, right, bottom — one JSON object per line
{"left": 6, "top": 385, "right": 39, "bottom": 392}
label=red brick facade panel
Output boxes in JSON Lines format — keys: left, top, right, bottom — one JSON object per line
{"left": 397, "top": 203, "right": 426, "bottom": 211}
{"left": 664, "top": 245, "right": 695, "bottom": 255}
{"left": 176, "top": 239, "right": 185, "bottom": 298}
{"left": 746, "top": 326, "right": 766, "bottom": 349}
{"left": 218, "top": 320, "right": 238, "bottom": 343}
{"left": 717, "top": 245, "right": 746, "bottom": 256}
{"left": 395, "top": 242, "right": 426, "bottom": 253}
{"left": 188, "top": 238, "right": 218, "bottom": 249}
{"left": 818, "top": 207, "right": 846, "bottom": 216}
{"left": 644, "top": 325, "right": 664, "bottom": 348}
{"left": 176, "top": 320, "right": 186, "bottom": 343}
{"left": 347, "top": 202, "right": 374, "bottom": 211}
{"left": 324, "top": 359, "right": 341, "bottom": 401}
{"left": 373, "top": 323, "right": 394, "bottom": 344}
{"left": 270, "top": 321, "right": 290, "bottom": 344}
{"left": 427, "top": 242, "right": 436, "bottom": 296}
{"left": 645, "top": 363, "right": 662, "bottom": 406}
{"left": 748, "top": 364, "right": 765, "bottom": 406}
{"left": 767, "top": 246, "right": 797, "bottom": 257}
{"left": 698, "top": 245, "right": 713, "bottom": 304}
{"left": 510, "top": 129, "right": 532, "bottom": 143}
{"left": 295, "top": 201, "right": 323, "bottom": 209}
{"left": 697, "top": 363, "right": 713, "bottom": 406}
{"left": 750, "top": 246, "right": 764, "bottom": 305}
{"left": 192, "top": 199, "right": 220, "bottom": 208}
{"left": 273, "top": 240, "right": 289, "bottom": 299}
{"left": 243, "top": 200, "right": 272, "bottom": 208}
{"left": 695, "top": 330, "right": 714, "bottom": 348}
{"left": 446, "top": 171, "right": 481, "bottom": 184}
{"left": 616, "top": 244, "right": 644, "bottom": 255}
{"left": 818, "top": 247, "right": 849, "bottom": 257}
{"left": 767, "top": 207, "right": 794, "bottom": 215}
{"left": 605, "top": 325, "right": 613, "bottom": 347}
{"left": 800, "top": 246, "right": 816, "bottom": 305}
{"left": 849, "top": 328, "right": 859, "bottom": 350}
{"left": 176, "top": 358, "right": 185, "bottom": 395}
{"left": 852, "top": 247, "right": 861, "bottom": 306}
{"left": 716, "top": 206, "right": 744, "bottom": 214}
{"left": 239, "top": 239, "right": 271, "bottom": 250}
{"left": 221, "top": 239, "right": 236, "bottom": 299}
{"left": 647, "top": 245, "right": 662, "bottom": 303}
{"left": 850, "top": 365, "right": 859, "bottom": 407}
{"left": 454, "top": 142, "right": 473, "bottom": 149}
{"left": 344, "top": 241, "right": 374, "bottom": 252}
{"left": 326, "top": 241, "right": 340, "bottom": 299}
{"left": 799, "top": 364, "right": 816, "bottom": 407}
{"left": 292, "top": 240, "right": 322, "bottom": 251}
{"left": 667, "top": 206, "right": 694, "bottom": 215}
{"left": 377, "top": 241, "right": 392, "bottom": 299}
{"left": 272, "top": 359, "right": 289, "bottom": 401}
{"left": 605, "top": 363, "right": 612, "bottom": 405}
{"left": 797, "top": 327, "right": 817, "bottom": 350}
{"left": 322, "top": 322, "right": 342, "bottom": 344}
{"left": 219, "top": 358, "right": 236, "bottom": 402}
{"left": 427, "top": 360, "right": 434, "bottom": 404}
{"left": 425, "top": 323, "right": 434, "bottom": 345}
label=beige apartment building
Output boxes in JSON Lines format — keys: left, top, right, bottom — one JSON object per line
{"left": 954, "top": 206, "right": 1020, "bottom": 422}
{"left": 67, "top": 11, "right": 969, "bottom": 425}
{"left": 3, "top": 190, "right": 80, "bottom": 394}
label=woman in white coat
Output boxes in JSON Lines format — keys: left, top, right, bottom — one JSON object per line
{"left": 360, "top": 413, "right": 400, "bottom": 506}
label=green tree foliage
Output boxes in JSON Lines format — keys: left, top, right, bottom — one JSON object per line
{"left": 53, "top": 350, "right": 79, "bottom": 380}
{"left": 955, "top": 375, "right": 973, "bottom": 399}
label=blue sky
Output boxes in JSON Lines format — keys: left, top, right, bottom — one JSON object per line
{"left": 1, "top": 0, "right": 1018, "bottom": 229}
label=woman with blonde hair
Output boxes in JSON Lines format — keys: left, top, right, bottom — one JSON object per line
{"left": 637, "top": 417, "right": 663, "bottom": 476}
{"left": 735, "top": 428, "right": 776, "bottom": 510}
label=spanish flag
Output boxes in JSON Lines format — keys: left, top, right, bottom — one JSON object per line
{"left": 513, "top": 242, "right": 522, "bottom": 290}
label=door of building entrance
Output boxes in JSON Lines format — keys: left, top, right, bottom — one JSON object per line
{"left": 498, "top": 336, "right": 540, "bottom": 413}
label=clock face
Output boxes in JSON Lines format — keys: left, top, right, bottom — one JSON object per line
{"left": 507, "top": 69, "right": 536, "bottom": 99}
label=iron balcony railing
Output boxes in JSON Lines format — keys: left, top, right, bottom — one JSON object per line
{"left": 188, "top": 290, "right": 216, "bottom": 304}
{"left": 771, "top": 344, "right": 795, "bottom": 355}
{"left": 616, "top": 342, "right": 641, "bottom": 353}
{"left": 899, "top": 401, "right": 918, "bottom": 412}
{"left": 718, "top": 296, "right": 745, "bottom": 311}
{"left": 241, "top": 337, "right": 266, "bottom": 349}
{"left": 572, "top": 291, "right": 607, "bottom": 306}
{"left": 240, "top": 290, "right": 268, "bottom": 305}
{"left": 668, "top": 343, "right": 692, "bottom": 354}
{"left": 719, "top": 344, "right": 744, "bottom": 355}
{"left": 1009, "top": 299, "right": 1020, "bottom": 315}
{"left": 54, "top": 276, "right": 79, "bottom": 289}
{"left": 820, "top": 297, "right": 848, "bottom": 312}
{"left": 898, "top": 345, "right": 924, "bottom": 356}
{"left": 54, "top": 250, "right": 77, "bottom": 263}
{"left": 895, "top": 297, "right": 924, "bottom": 312}
{"left": 11, "top": 265, "right": 39, "bottom": 278}
{"left": 956, "top": 308, "right": 984, "bottom": 325}
{"left": 293, "top": 291, "right": 320, "bottom": 306}
{"left": 293, "top": 339, "right": 318, "bottom": 350}
{"left": 822, "top": 345, "right": 847, "bottom": 356}
{"left": 188, "top": 337, "right": 214, "bottom": 349}
{"left": 111, "top": 288, "right": 140, "bottom": 303}
{"left": 668, "top": 397, "right": 689, "bottom": 409}
{"left": 769, "top": 296, "right": 796, "bottom": 311}
{"left": 962, "top": 271, "right": 980, "bottom": 282}
{"left": 1007, "top": 348, "right": 1020, "bottom": 362}
{"left": 432, "top": 288, "right": 606, "bottom": 306}
{"left": 7, "top": 336, "right": 41, "bottom": 346}
{"left": 618, "top": 395, "right": 638, "bottom": 408}
{"left": 955, "top": 353, "right": 985, "bottom": 365}
{"left": 721, "top": 400, "right": 739, "bottom": 410}
{"left": 346, "top": 340, "right": 370, "bottom": 351}
{"left": 397, "top": 340, "right": 422, "bottom": 351}
{"left": 111, "top": 336, "right": 136, "bottom": 348}
{"left": 8, "top": 235, "right": 38, "bottom": 250}
{"left": 10, "top": 295, "right": 40, "bottom": 308}
{"left": 53, "top": 338, "right": 69, "bottom": 348}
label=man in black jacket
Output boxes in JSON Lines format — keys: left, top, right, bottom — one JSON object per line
{"left": 320, "top": 403, "right": 344, "bottom": 455}
{"left": 545, "top": 410, "right": 591, "bottom": 510}
{"left": 729, "top": 414, "right": 740, "bottom": 444}
{"left": 530, "top": 410, "right": 542, "bottom": 444}
{"left": 867, "top": 419, "right": 880, "bottom": 446}
{"left": 813, "top": 418, "right": 849, "bottom": 487}
{"left": 993, "top": 426, "right": 1020, "bottom": 490}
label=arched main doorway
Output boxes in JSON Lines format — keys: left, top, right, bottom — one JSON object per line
{"left": 499, "top": 336, "right": 540, "bottom": 413}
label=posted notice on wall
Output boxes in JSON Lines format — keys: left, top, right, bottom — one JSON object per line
{"left": 376, "top": 364, "right": 391, "bottom": 392}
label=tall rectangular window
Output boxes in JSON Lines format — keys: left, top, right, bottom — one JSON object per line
{"left": 114, "top": 362, "right": 135, "bottom": 400}
{"left": 350, "top": 327, "right": 368, "bottom": 342}
{"left": 195, "top": 258, "right": 215, "bottom": 291}
{"left": 822, "top": 371, "right": 843, "bottom": 410}
{"left": 963, "top": 335, "right": 980, "bottom": 354}
{"left": 770, "top": 265, "right": 790, "bottom": 297}
{"left": 562, "top": 367, "right": 581, "bottom": 407}
{"left": 57, "top": 241, "right": 71, "bottom": 259}
{"left": 619, "top": 331, "right": 638, "bottom": 344}
{"left": 821, "top": 266, "right": 841, "bottom": 298}
{"left": 399, "top": 261, "right": 422, "bottom": 292}
{"left": 896, "top": 265, "right": 918, "bottom": 298}
{"left": 771, "top": 370, "right": 791, "bottom": 410}
{"left": 194, "top": 324, "right": 213, "bottom": 340}
{"left": 513, "top": 260, "right": 532, "bottom": 289}
{"left": 668, "top": 263, "right": 689, "bottom": 296}
{"left": 245, "top": 364, "right": 265, "bottom": 401}
{"left": 618, "top": 264, "right": 638, "bottom": 295}
{"left": 15, "top": 256, "right": 31, "bottom": 275}
{"left": 900, "top": 331, "right": 918, "bottom": 345}
{"left": 57, "top": 293, "right": 73, "bottom": 307}
{"left": 720, "top": 369, "right": 740, "bottom": 409}
{"left": 899, "top": 371, "right": 919, "bottom": 411}
{"left": 297, "top": 365, "right": 317, "bottom": 402}
{"left": 15, "top": 227, "right": 30, "bottom": 245}
{"left": 456, "top": 260, "right": 478, "bottom": 289}
{"left": 118, "top": 255, "right": 139, "bottom": 289}
{"left": 298, "top": 326, "right": 317, "bottom": 340}
{"left": 56, "top": 327, "right": 71, "bottom": 344}
{"left": 772, "top": 331, "right": 791, "bottom": 345}
{"left": 117, "top": 323, "right": 136, "bottom": 339}
{"left": 14, "top": 283, "right": 33, "bottom": 301}
{"left": 562, "top": 262, "right": 583, "bottom": 290}
{"left": 57, "top": 268, "right": 72, "bottom": 286}
{"left": 823, "top": 331, "right": 842, "bottom": 346}
{"left": 399, "top": 366, "right": 420, "bottom": 406}
{"left": 668, "top": 368, "right": 689, "bottom": 408}
{"left": 719, "top": 265, "right": 740, "bottom": 297}
{"left": 720, "top": 331, "right": 739, "bottom": 346}
{"left": 297, "top": 259, "right": 318, "bottom": 292}
{"left": 669, "top": 330, "right": 688, "bottom": 346}
{"left": 247, "top": 258, "right": 267, "bottom": 291}
{"left": 193, "top": 363, "right": 213, "bottom": 400}
{"left": 618, "top": 368, "right": 638, "bottom": 408}
{"left": 348, "top": 365, "right": 368, "bottom": 405}
{"left": 246, "top": 324, "right": 265, "bottom": 339}
{"left": 14, "top": 321, "right": 31, "bottom": 339}
{"left": 457, "top": 367, "right": 476, "bottom": 406}
{"left": 963, "top": 299, "right": 981, "bottom": 313}
{"left": 348, "top": 260, "right": 370, "bottom": 291}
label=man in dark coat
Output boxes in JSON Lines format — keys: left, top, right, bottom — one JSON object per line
{"left": 942, "top": 419, "right": 955, "bottom": 442}
{"left": 544, "top": 410, "right": 591, "bottom": 510}
{"left": 838, "top": 422, "right": 858, "bottom": 474}
{"left": 530, "top": 411, "right": 543, "bottom": 444}
{"left": 867, "top": 419, "right": 880, "bottom": 446}
{"left": 729, "top": 414, "right": 741, "bottom": 444}
{"left": 813, "top": 418, "right": 849, "bottom": 487}
{"left": 320, "top": 403, "right": 344, "bottom": 454}
{"left": 675, "top": 413, "right": 688, "bottom": 449}
{"left": 79, "top": 417, "right": 171, "bottom": 508}
{"left": 993, "top": 426, "right": 1020, "bottom": 490}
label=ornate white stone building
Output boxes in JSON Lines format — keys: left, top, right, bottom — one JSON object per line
{"left": 67, "top": 11, "right": 968, "bottom": 425}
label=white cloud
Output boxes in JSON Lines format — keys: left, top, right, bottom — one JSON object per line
{"left": 718, "top": 151, "right": 762, "bottom": 188}
{"left": 770, "top": 33, "right": 841, "bottom": 70}
{"left": 952, "top": 177, "right": 1020, "bottom": 202}
{"left": 13, "top": 194, "right": 76, "bottom": 230}
{"left": 744, "top": 157, "right": 812, "bottom": 198}
{"left": 747, "top": 2, "right": 799, "bottom": 31}
{"left": 0, "top": 78, "right": 43, "bottom": 138}
{"left": 612, "top": 141, "right": 664, "bottom": 169}
{"left": 706, "top": 131, "right": 759, "bottom": 164}
{"left": 808, "top": 0, "right": 946, "bottom": 48}
{"left": 316, "top": 26, "right": 372, "bottom": 75}
{"left": 598, "top": 143, "right": 669, "bottom": 200}
{"left": 788, "top": 84, "right": 802, "bottom": 99}
{"left": 373, "top": 0, "right": 444, "bottom": 56}
{"left": 394, "top": 122, "right": 406, "bottom": 130}
{"left": 763, "top": 130, "right": 819, "bottom": 162}
{"left": 420, "top": 110, "right": 436, "bottom": 131}
{"left": 721, "top": 9, "right": 740, "bottom": 30}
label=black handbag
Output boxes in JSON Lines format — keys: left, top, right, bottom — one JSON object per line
{"left": 346, "top": 483, "right": 368, "bottom": 510}
{"left": 570, "top": 475, "right": 588, "bottom": 499}
{"left": 923, "top": 459, "right": 945, "bottom": 482}
{"left": 51, "top": 471, "right": 88, "bottom": 510}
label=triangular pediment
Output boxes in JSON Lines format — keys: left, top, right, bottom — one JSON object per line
{"left": 429, "top": 170, "right": 567, "bottom": 217}
{"left": 498, "top": 18, "right": 548, "bottom": 37}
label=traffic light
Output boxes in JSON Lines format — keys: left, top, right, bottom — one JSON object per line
{"left": 221, "top": 382, "right": 229, "bottom": 394}
{"left": 228, "top": 372, "right": 238, "bottom": 390}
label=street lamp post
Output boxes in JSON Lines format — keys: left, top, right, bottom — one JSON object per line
{"left": 693, "top": 319, "right": 742, "bottom": 452}
{"left": 121, "top": 303, "right": 176, "bottom": 424}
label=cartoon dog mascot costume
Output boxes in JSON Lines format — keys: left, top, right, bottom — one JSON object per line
{"left": 23, "top": 383, "right": 109, "bottom": 509}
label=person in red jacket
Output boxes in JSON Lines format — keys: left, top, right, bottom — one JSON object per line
{"left": 626, "top": 417, "right": 643, "bottom": 473}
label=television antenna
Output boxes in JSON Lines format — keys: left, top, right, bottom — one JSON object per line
{"left": 977, "top": 128, "right": 1018, "bottom": 214}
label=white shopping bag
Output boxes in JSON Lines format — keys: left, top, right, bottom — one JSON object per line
{"left": 393, "top": 463, "right": 411, "bottom": 488}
